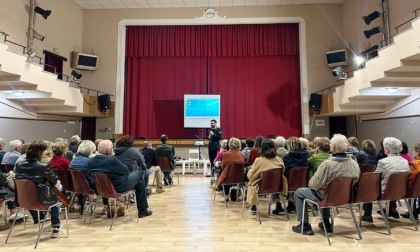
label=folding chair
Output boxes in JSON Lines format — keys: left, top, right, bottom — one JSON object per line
{"left": 5, "top": 179, "right": 69, "bottom": 249}
{"left": 69, "top": 169, "right": 96, "bottom": 224}
{"left": 359, "top": 164, "right": 377, "bottom": 174}
{"left": 214, "top": 162, "right": 245, "bottom": 208}
{"left": 0, "top": 196, "right": 15, "bottom": 225}
{"left": 158, "top": 157, "right": 179, "bottom": 185}
{"left": 405, "top": 172, "right": 420, "bottom": 231}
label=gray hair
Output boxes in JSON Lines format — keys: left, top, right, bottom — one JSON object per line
{"left": 228, "top": 138, "right": 241, "bottom": 150}
{"left": 77, "top": 140, "right": 96, "bottom": 157}
{"left": 70, "top": 135, "right": 81, "bottom": 144}
{"left": 55, "top": 138, "right": 68, "bottom": 144}
{"left": 221, "top": 139, "right": 228, "bottom": 150}
{"left": 330, "top": 134, "right": 348, "bottom": 153}
{"left": 275, "top": 136, "right": 286, "bottom": 148}
{"left": 52, "top": 140, "right": 69, "bottom": 156}
{"left": 10, "top": 140, "right": 23, "bottom": 151}
{"left": 383, "top": 137, "right": 402, "bottom": 154}
{"left": 299, "top": 137, "right": 309, "bottom": 149}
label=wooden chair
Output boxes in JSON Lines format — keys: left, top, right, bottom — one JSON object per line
{"left": 69, "top": 169, "right": 96, "bottom": 223}
{"left": 5, "top": 179, "right": 69, "bottom": 249}
{"left": 242, "top": 168, "right": 289, "bottom": 224}
{"left": 302, "top": 177, "right": 359, "bottom": 246}
{"left": 91, "top": 173, "right": 138, "bottom": 230}
{"left": 214, "top": 162, "right": 245, "bottom": 208}
{"left": 158, "top": 157, "right": 179, "bottom": 185}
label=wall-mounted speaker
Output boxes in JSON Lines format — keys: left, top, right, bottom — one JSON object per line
{"left": 309, "top": 93, "right": 322, "bottom": 111}
{"left": 98, "top": 94, "right": 111, "bottom": 112}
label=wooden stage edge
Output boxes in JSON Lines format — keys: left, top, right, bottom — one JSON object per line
{"left": 132, "top": 139, "right": 209, "bottom": 147}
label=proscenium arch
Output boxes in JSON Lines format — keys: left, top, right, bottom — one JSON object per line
{"left": 115, "top": 17, "right": 309, "bottom": 136}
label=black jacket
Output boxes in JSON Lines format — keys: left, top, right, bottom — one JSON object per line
{"left": 208, "top": 127, "right": 222, "bottom": 151}
{"left": 140, "top": 148, "right": 158, "bottom": 169}
{"left": 114, "top": 147, "right": 146, "bottom": 172}
{"left": 15, "top": 159, "right": 58, "bottom": 185}
{"left": 156, "top": 143, "right": 175, "bottom": 169}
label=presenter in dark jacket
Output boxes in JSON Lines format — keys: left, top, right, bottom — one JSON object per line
{"left": 208, "top": 119, "right": 222, "bottom": 168}
{"left": 88, "top": 139, "right": 152, "bottom": 218}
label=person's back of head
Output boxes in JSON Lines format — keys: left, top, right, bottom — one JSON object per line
{"left": 330, "top": 134, "right": 348, "bottom": 154}
{"left": 52, "top": 140, "right": 69, "bottom": 156}
{"left": 254, "top": 136, "right": 264, "bottom": 152}
{"left": 317, "top": 137, "right": 330, "bottom": 153}
{"left": 98, "top": 140, "right": 114, "bottom": 155}
{"left": 77, "top": 140, "right": 96, "bottom": 157}
{"left": 401, "top": 141, "right": 409, "bottom": 154}
{"left": 115, "top": 135, "right": 134, "bottom": 148}
{"left": 160, "top": 134, "right": 168, "bottom": 143}
{"left": 383, "top": 137, "right": 402, "bottom": 155}
{"left": 414, "top": 143, "right": 420, "bottom": 160}
{"left": 348, "top": 137, "right": 359, "bottom": 148}
{"left": 221, "top": 139, "right": 228, "bottom": 150}
{"left": 261, "top": 139, "right": 277, "bottom": 159}
{"left": 228, "top": 138, "right": 241, "bottom": 150}
{"left": 361, "top": 139, "right": 377, "bottom": 155}
{"left": 275, "top": 136, "right": 286, "bottom": 148}
{"left": 70, "top": 135, "right": 81, "bottom": 145}
{"left": 26, "top": 140, "right": 48, "bottom": 160}
{"left": 9, "top": 139, "right": 23, "bottom": 151}
{"left": 286, "top": 137, "right": 302, "bottom": 151}
{"left": 143, "top": 141, "right": 152, "bottom": 149}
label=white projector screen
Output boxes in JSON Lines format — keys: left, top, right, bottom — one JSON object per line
{"left": 184, "top": 94, "right": 221, "bottom": 128}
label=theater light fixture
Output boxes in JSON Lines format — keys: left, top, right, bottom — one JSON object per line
{"left": 34, "top": 6, "right": 52, "bottom": 20}
{"left": 332, "top": 67, "right": 348, "bottom": 80}
{"left": 386, "top": 87, "right": 398, "bottom": 94}
{"left": 362, "top": 11, "right": 381, "bottom": 25}
{"left": 33, "top": 30, "right": 45, "bottom": 41}
{"left": 71, "top": 70, "right": 82, "bottom": 80}
{"left": 363, "top": 26, "right": 382, "bottom": 39}
{"left": 26, "top": 49, "right": 37, "bottom": 58}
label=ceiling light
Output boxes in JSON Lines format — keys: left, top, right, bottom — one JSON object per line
{"left": 386, "top": 87, "right": 398, "bottom": 94}
{"left": 14, "top": 91, "right": 25, "bottom": 97}
{"left": 34, "top": 6, "right": 52, "bottom": 20}
{"left": 355, "top": 55, "right": 365, "bottom": 66}
{"left": 26, "top": 50, "right": 37, "bottom": 58}
{"left": 362, "top": 11, "right": 381, "bottom": 25}
{"left": 332, "top": 66, "right": 348, "bottom": 80}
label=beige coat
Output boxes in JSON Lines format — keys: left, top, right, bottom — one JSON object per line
{"left": 246, "top": 156, "right": 287, "bottom": 205}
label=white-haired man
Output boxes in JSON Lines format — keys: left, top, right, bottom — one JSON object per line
{"left": 292, "top": 134, "right": 359, "bottom": 235}
{"left": 1, "top": 140, "right": 23, "bottom": 168}
{"left": 275, "top": 136, "right": 288, "bottom": 159}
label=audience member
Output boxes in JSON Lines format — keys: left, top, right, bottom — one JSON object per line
{"left": 346, "top": 137, "right": 360, "bottom": 155}
{"left": 355, "top": 139, "right": 379, "bottom": 167}
{"left": 292, "top": 134, "right": 359, "bottom": 235}
{"left": 245, "top": 136, "right": 264, "bottom": 167}
{"left": 15, "top": 140, "right": 64, "bottom": 238}
{"left": 247, "top": 139, "right": 286, "bottom": 214}
{"left": 213, "top": 139, "right": 228, "bottom": 166}
{"left": 400, "top": 141, "right": 412, "bottom": 163}
{"left": 140, "top": 141, "right": 165, "bottom": 193}
{"left": 0, "top": 170, "right": 23, "bottom": 221}
{"left": 1, "top": 140, "right": 23, "bottom": 167}
{"left": 283, "top": 137, "right": 308, "bottom": 179}
{"left": 242, "top": 138, "right": 255, "bottom": 161}
{"left": 41, "top": 141, "right": 54, "bottom": 163}
{"left": 275, "top": 136, "right": 288, "bottom": 159}
{"left": 0, "top": 138, "right": 5, "bottom": 172}
{"left": 362, "top": 137, "right": 410, "bottom": 222}
{"left": 114, "top": 135, "right": 146, "bottom": 173}
{"left": 377, "top": 139, "right": 386, "bottom": 160}
{"left": 69, "top": 135, "right": 81, "bottom": 153}
{"left": 401, "top": 143, "right": 420, "bottom": 219}
{"left": 88, "top": 140, "right": 152, "bottom": 218}
{"left": 156, "top": 134, "right": 176, "bottom": 185}
{"left": 49, "top": 140, "right": 70, "bottom": 174}
{"left": 299, "top": 137, "right": 311, "bottom": 158}
{"left": 307, "top": 137, "right": 330, "bottom": 179}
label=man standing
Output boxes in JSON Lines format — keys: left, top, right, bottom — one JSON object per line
{"left": 156, "top": 134, "right": 175, "bottom": 185}
{"left": 88, "top": 140, "right": 152, "bottom": 218}
{"left": 292, "top": 134, "right": 359, "bottom": 235}
{"left": 140, "top": 141, "right": 165, "bottom": 193}
{"left": 208, "top": 119, "right": 222, "bottom": 168}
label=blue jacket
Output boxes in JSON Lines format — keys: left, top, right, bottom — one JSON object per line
{"left": 87, "top": 155, "right": 131, "bottom": 190}
{"left": 69, "top": 155, "right": 94, "bottom": 188}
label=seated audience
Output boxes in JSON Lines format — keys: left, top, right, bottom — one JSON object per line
{"left": 1, "top": 139, "right": 23, "bottom": 168}
{"left": 247, "top": 139, "right": 286, "bottom": 214}
{"left": 139, "top": 141, "right": 165, "bottom": 193}
{"left": 346, "top": 137, "right": 360, "bottom": 156}
{"left": 355, "top": 139, "right": 379, "bottom": 167}
{"left": 114, "top": 135, "right": 146, "bottom": 173}
{"left": 400, "top": 141, "right": 412, "bottom": 163}
{"left": 155, "top": 134, "right": 175, "bottom": 185}
{"left": 292, "top": 134, "right": 359, "bottom": 235}
{"left": 213, "top": 138, "right": 245, "bottom": 201}
{"left": 69, "top": 135, "right": 81, "bottom": 153}
{"left": 242, "top": 138, "right": 255, "bottom": 161}
{"left": 41, "top": 141, "right": 54, "bottom": 163}
{"left": 213, "top": 139, "right": 228, "bottom": 166}
{"left": 245, "top": 136, "right": 264, "bottom": 167}
{"left": 275, "top": 136, "right": 288, "bottom": 159}
{"left": 88, "top": 140, "right": 152, "bottom": 218}
{"left": 299, "top": 137, "right": 311, "bottom": 158}
{"left": 362, "top": 137, "right": 410, "bottom": 222}
{"left": 377, "top": 139, "right": 386, "bottom": 160}
{"left": 49, "top": 140, "right": 70, "bottom": 174}
{"left": 401, "top": 143, "right": 420, "bottom": 219}
{"left": 0, "top": 171, "right": 23, "bottom": 221}
{"left": 307, "top": 137, "right": 330, "bottom": 179}
{"left": 15, "top": 140, "right": 63, "bottom": 238}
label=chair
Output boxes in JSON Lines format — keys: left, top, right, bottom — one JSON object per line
{"left": 349, "top": 172, "right": 382, "bottom": 237}
{"left": 378, "top": 172, "right": 413, "bottom": 234}
{"left": 4, "top": 164, "right": 14, "bottom": 173}
{"left": 186, "top": 149, "right": 200, "bottom": 174}
{"left": 214, "top": 162, "right": 245, "bottom": 208}
{"left": 288, "top": 167, "right": 308, "bottom": 192}
{"left": 243, "top": 168, "right": 289, "bottom": 224}
{"left": 69, "top": 169, "right": 96, "bottom": 224}
{"left": 359, "top": 164, "right": 376, "bottom": 174}
{"left": 5, "top": 179, "right": 69, "bottom": 249}
{"left": 52, "top": 169, "right": 76, "bottom": 211}
{"left": 405, "top": 173, "right": 420, "bottom": 231}
{"left": 302, "top": 177, "right": 359, "bottom": 246}
{"left": 0, "top": 196, "right": 15, "bottom": 225}
{"left": 91, "top": 173, "right": 138, "bottom": 230}
{"left": 158, "top": 157, "right": 179, "bottom": 185}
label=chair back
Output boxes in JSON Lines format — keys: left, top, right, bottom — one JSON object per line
{"left": 258, "top": 168, "right": 283, "bottom": 194}
{"left": 381, "top": 172, "right": 409, "bottom": 201}
{"left": 91, "top": 173, "right": 121, "bottom": 198}
{"left": 319, "top": 177, "right": 353, "bottom": 207}
{"left": 408, "top": 173, "right": 420, "bottom": 198}
{"left": 4, "top": 165, "right": 14, "bottom": 173}
{"left": 353, "top": 172, "right": 381, "bottom": 203}
{"left": 14, "top": 179, "right": 51, "bottom": 211}
{"left": 189, "top": 149, "right": 200, "bottom": 160}
{"left": 360, "top": 164, "right": 376, "bottom": 174}
{"left": 69, "top": 169, "right": 95, "bottom": 195}
{"left": 158, "top": 157, "right": 172, "bottom": 172}
{"left": 224, "top": 162, "right": 245, "bottom": 184}
{"left": 52, "top": 169, "right": 73, "bottom": 192}
{"left": 288, "top": 167, "right": 308, "bottom": 191}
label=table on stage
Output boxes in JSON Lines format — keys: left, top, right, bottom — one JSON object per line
{"left": 176, "top": 159, "right": 211, "bottom": 176}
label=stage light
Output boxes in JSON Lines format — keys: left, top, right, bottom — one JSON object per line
{"left": 332, "top": 67, "right": 348, "bottom": 80}
{"left": 33, "top": 30, "right": 45, "bottom": 41}
{"left": 26, "top": 50, "right": 37, "bottom": 58}
{"left": 363, "top": 26, "right": 382, "bottom": 39}
{"left": 386, "top": 87, "right": 398, "bottom": 94}
{"left": 71, "top": 70, "right": 82, "bottom": 80}
{"left": 34, "top": 6, "right": 52, "bottom": 20}
{"left": 362, "top": 11, "right": 381, "bottom": 25}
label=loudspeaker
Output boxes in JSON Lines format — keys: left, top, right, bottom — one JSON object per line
{"left": 309, "top": 93, "right": 322, "bottom": 111}
{"left": 98, "top": 94, "right": 111, "bottom": 112}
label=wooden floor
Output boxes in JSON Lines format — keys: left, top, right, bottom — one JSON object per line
{"left": 1, "top": 175, "right": 420, "bottom": 251}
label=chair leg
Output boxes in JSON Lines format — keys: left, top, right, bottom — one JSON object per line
{"left": 377, "top": 201, "right": 391, "bottom": 235}
{"left": 301, "top": 200, "right": 306, "bottom": 235}
{"left": 319, "top": 210, "right": 331, "bottom": 246}
{"left": 213, "top": 185, "right": 217, "bottom": 204}
{"left": 404, "top": 199, "right": 418, "bottom": 231}
{"left": 242, "top": 187, "right": 247, "bottom": 218}
{"left": 132, "top": 192, "right": 139, "bottom": 223}
{"left": 358, "top": 203, "right": 362, "bottom": 227}
{"left": 223, "top": 185, "right": 228, "bottom": 209}
{"left": 84, "top": 195, "right": 94, "bottom": 224}
{"left": 281, "top": 194, "right": 289, "bottom": 221}
{"left": 64, "top": 207, "right": 69, "bottom": 237}
{"left": 5, "top": 207, "right": 21, "bottom": 244}
{"left": 88, "top": 197, "right": 98, "bottom": 226}
{"left": 349, "top": 203, "right": 362, "bottom": 240}
{"left": 257, "top": 203, "right": 261, "bottom": 225}
{"left": 267, "top": 194, "right": 272, "bottom": 216}
{"left": 35, "top": 209, "right": 49, "bottom": 249}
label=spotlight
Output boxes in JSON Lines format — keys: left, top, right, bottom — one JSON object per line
{"left": 364, "top": 26, "right": 382, "bottom": 39}
{"left": 26, "top": 50, "right": 37, "bottom": 58}
{"left": 33, "top": 30, "right": 45, "bottom": 41}
{"left": 355, "top": 55, "right": 365, "bottom": 68}
{"left": 362, "top": 11, "right": 381, "bottom": 25}
{"left": 332, "top": 67, "right": 348, "bottom": 80}
{"left": 71, "top": 70, "right": 82, "bottom": 80}
{"left": 34, "top": 6, "right": 52, "bottom": 20}
{"left": 386, "top": 87, "right": 398, "bottom": 94}
{"left": 14, "top": 91, "right": 25, "bottom": 97}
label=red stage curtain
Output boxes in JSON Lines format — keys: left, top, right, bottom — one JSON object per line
{"left": 124, "top": 24, "right": 300, "bottom": 139}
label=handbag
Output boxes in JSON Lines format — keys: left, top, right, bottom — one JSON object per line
{"left": 36, "top": 182, "right": 58, "bottom": 205}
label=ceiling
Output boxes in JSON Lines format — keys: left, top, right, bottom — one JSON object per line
{"left": 71, "top": 0, "right": 346, "bottom": 9}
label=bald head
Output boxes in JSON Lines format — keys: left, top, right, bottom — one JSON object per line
{"left": 98, "top": 140, "right": 113, "bottom": 155}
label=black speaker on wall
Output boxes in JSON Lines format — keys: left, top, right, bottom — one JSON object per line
{"left": 98, "top": 94, "right": 111, "bottom": 112}
{"left": 309, "top": 93, "right": 322, "bottom": 111}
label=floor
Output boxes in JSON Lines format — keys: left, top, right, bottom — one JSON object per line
{"left": 1, "top": 175, "right": 420, "bottom": 251}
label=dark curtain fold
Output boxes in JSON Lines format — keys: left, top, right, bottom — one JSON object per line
{"left": 81, "top": 117, "right": 96, "bottom": 141}
{"left": 124, "top": 23, "right": 301, "bottom": 139}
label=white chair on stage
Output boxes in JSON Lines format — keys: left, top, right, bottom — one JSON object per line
{"left": 185, "top": 149, "right": 200, "bottom": 174}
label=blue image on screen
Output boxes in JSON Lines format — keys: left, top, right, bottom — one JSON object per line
{"left": 185, "top": 99, "right": 220, "bottom": 117}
